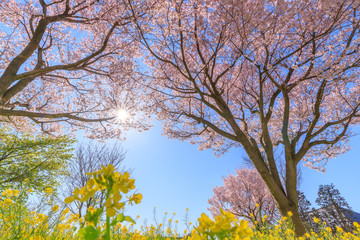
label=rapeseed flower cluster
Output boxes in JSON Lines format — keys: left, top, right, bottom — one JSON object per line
{"left": 65, "top": 164, "right": 142, "bottom": 218}
{"left": 1, "top": 165, "right": 360, "bottom": 239}
{"left": 191, "top": 209, "right": 253, "bottom": 240}
{"left": 64, "top": 164, "right": 142, "bottom": 240}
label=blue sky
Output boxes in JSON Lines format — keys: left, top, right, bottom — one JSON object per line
{"left": 108, "top": 123, "right": 360, "bottom": 232}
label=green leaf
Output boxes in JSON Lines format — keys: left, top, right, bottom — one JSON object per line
{"left": 84, "top": 208, "right": 103, "bottom": 226}
{"left": 111, "top": 213, "right": 136, "bottom": 226}
{"left": 124, "top": 215, "right": 136, "bottom": 224}
{"left": 111, "top": 213, "right": 125, "bottom": 226}
{"left": 77, "top": 226, "right": 101, "bottom": 240}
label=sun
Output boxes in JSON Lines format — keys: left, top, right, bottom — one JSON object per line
{"left": 116, "top": 109, "right": 130, "bottom": 121}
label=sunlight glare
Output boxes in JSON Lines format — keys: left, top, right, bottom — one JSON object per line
{"left": 116, "top": 109, "right": 130, "bottom": 121}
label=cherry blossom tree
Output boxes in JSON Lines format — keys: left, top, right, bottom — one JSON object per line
{"left": 208, "top": 168, "right": 278, "bottom": 228}
{"left": 0, "top": 0, "right": 149, "bottom": 137}
{"left": 130, "top": 0, "right": 360, "bottom": 236}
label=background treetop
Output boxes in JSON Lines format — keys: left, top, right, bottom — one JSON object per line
{"left": 0, "top": 0, "right": 150, "bottom": 138}
{"left": 0, "top": 125, "right": 75, "bottom": 192}
{"left": 63, "top": 141, "right": 130, "bottom": 217}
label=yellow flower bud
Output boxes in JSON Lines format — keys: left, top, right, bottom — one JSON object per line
{"left": 52, "top": 205, "right": 60, "bottom": 212}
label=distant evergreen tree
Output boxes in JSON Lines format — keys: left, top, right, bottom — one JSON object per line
{"left": 315, "top": 183, "right": 353, "bottom": 232}
{"left": 297, "top": 191, "right": 313, "bottom": 230}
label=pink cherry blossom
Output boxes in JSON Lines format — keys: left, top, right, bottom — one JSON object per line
{"left": 0, "top": 0, "right": 150, "bottom": 138}
{"left": 208, "top": 168, "right": 278, "bottom": 227}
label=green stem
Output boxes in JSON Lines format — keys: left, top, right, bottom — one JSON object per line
{"left": 105, "top": 216, "right": 111, "bottom": 240}
{"left": 105, "top": 185, "right": 112, "bottom": 240}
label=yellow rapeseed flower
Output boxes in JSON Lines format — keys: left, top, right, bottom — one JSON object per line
{"left": 37, "top": 213, "right": 47, "bottom": 222}
{"left": 2, "top": 189, "right": 12, "bottom": 197}
{"left": 61, "top": 208, "right": 70, "bottom": 215}
{"left": 51, "top": 205, "right": 60, "bottom": 212}
{"left": 44, "top": 188, "right": 53, "bottom": 196}
{"left": 4, "top": 198, "right": 13, "bottom": 205}
{"left": 128, "top": 193, "right": 143, "bottom": 205}
{"left": 29, "top": 236, "right": 43, "bottom": 240}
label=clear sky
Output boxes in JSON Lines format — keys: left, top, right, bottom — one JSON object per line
{"left": 103, "top": 123, "right": 360, "bottom": 233}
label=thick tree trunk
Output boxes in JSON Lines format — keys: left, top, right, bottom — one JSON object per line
{"left": 249, "top": 154, "right": 307, "bottom": 237}
{"left": 232, "top": 125, "right": 307, "bottom": 236}
{"left": 278, "top": 202, "right": 307, "bottom": 236}
{"left": 255, "top": 171, "right": 307, "bottom": 236}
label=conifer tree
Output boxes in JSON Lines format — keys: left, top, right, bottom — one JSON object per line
{"left": 316, "top": 183, "right": 353, "bottom": 232}
{"left": 298, "top": 191, "right": 312, "bottom": 224}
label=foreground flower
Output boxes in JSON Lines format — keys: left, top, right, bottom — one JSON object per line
{"left": 64, "top": 164, "right": 140, "bottom": 240}
{"left": 194, "top": 209, "right": 253, "bottom": 239}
